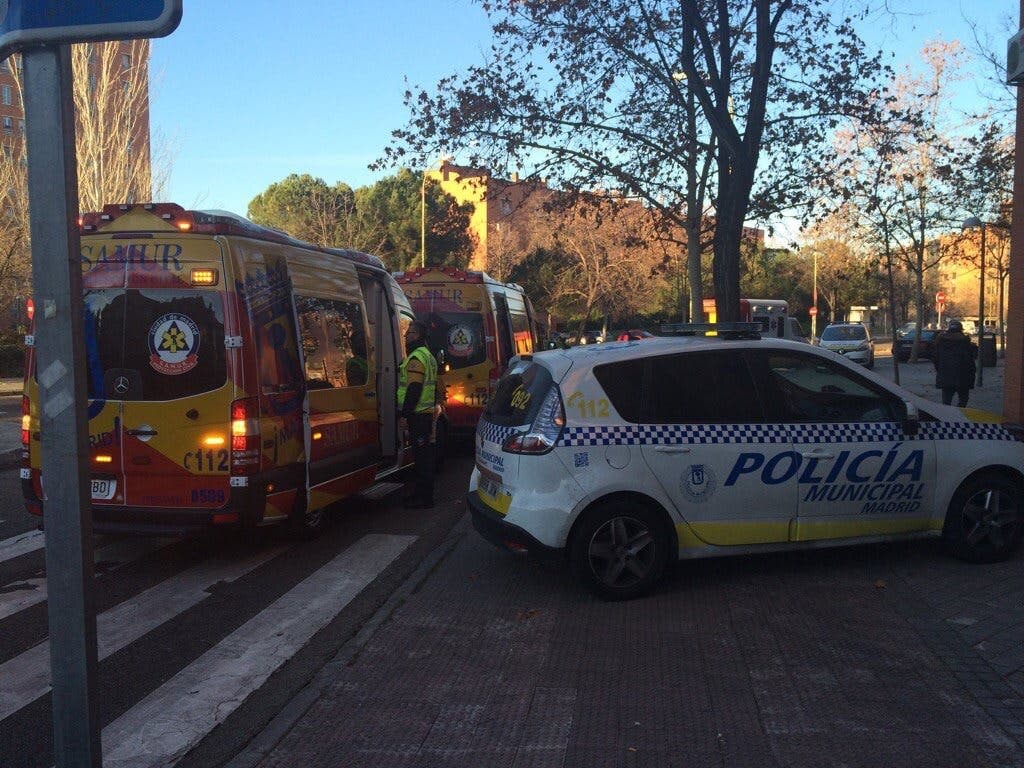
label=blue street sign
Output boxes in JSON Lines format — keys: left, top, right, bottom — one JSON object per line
{"left": 0, "top": 0, "right": 182, "bottom": 61}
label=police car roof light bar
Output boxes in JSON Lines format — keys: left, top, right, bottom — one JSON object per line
{"left": 659, "top": 322, "right": 762, "bottom": 340}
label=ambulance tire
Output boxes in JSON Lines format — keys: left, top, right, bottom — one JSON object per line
{"left": 569, "top": 499, "right": 672, "bottom": 601}
{"left": 288, "top": 490, "right": 325, "bottom": 540}
{"left": 943, "top": 472, "right": 1024, "bottom": 563}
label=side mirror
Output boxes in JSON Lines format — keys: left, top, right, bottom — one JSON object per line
{"left": 902, "top": 400, "right": 919, "bottom": 436}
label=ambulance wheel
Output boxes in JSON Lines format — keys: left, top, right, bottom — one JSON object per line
{"left": 944, "top": 472, "right": 1024, "bottom": 563}
{"left": 289, "top": 492, "right": 325, "bottom": 540}
{"left": 569, "top": 500, "right": 671, "bottom": 601}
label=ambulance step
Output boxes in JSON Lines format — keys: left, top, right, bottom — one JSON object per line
{"left": 360, "top": 481, "right": 404, "bottom": 501}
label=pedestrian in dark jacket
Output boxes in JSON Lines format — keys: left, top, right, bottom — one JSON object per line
{"left": 933, "top": 321, "right": 977, "bottom": 407}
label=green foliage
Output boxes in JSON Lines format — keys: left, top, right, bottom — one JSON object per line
{"left": 247, "top": 174, "right": 356, "bottom": 247}
{"left": 247, "top": 170, "right": 475, "bottom": 272}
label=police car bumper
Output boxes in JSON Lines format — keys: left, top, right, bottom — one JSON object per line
{"left": 468, "top": 490, "right": 563, "bottom": 563}
{"left": 834, "top": 348, "right": 871, "bottom": 363}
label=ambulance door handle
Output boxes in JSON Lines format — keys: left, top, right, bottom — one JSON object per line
{"left": 800, "top": 450, "right": 834, "bottom": 459}
{"left": 654, "top": 446, "right": 691, "bottom": 454}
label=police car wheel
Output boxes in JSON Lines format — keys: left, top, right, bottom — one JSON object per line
{"left": 569, "top": 501, "right": 670, "bottom": 601}
{"left": 944, "top": 473, "right": 1023, "bottom": 563}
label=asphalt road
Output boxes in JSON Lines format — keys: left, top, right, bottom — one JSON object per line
{"left": 0, "top": 451, "right": 474, "bottom": 768}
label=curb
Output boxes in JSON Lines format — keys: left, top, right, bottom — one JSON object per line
{"left": 223, "top": 513, "right": 471, "bottom": 768}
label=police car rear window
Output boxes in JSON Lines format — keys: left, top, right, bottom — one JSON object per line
{"left": 83, "top": 288, "right": 226, "bottom": 401}
{"left": 484, "top": 362, "right": 553, "bottom": 426}
{"left": 593, "top": 359, "right": 644, "bottom": 422}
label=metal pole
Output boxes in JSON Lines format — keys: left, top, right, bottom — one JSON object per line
{"left": 420, "top": 172, "right": 427, "bottom": 268}
{"left": 23, "top": 46, "right": 101, "bottom": 767}
{"left": 978, "top": 223, "right": 986, "bottom": 387}
{"left": 811, "top": 251, "right": 818, "bottom": 341}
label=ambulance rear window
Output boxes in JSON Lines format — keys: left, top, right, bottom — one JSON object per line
{"left": 421, "top": 311, "right": 487, "bottom": 370}
{"left": 83, "top": 288, "right": 227, "bottom": 401}
{"left": 484, "top": 362, "right": 554, "bottom": 426}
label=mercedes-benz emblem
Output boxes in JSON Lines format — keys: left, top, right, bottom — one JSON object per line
{"left": 114, "top": 376, "right": 130, "bottom": 395}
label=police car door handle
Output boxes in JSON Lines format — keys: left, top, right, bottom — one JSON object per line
{"left": 654, "top": 446, "right": 691, "bottom": 454}
{"left": 800, "top": 449, "right": 835, "bottom": 459}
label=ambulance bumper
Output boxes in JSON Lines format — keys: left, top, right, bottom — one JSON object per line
{"left": 22, "top": 481, "right": 265, "bottom": 536}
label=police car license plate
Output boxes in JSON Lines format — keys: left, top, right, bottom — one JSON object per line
{"left": 479, "top": 476, "right": 501, "bottom": 499}
{"left": 91, "top": 479, "right": 116, "bottom": 500}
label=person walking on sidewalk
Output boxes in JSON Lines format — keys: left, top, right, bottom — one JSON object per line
{"left": 934, "top": 320, "right": 977, "bottom": 407}
{"left": 398, "top": 320, "right": 438, "bottom": 509}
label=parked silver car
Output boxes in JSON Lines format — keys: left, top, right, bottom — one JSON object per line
{"left": 818, "top": 323, "right": 874, "bottom": 368}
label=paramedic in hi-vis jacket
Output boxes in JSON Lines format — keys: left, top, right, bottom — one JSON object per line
{"left": 398, "top": 320, "right": 438, "bottom": 508}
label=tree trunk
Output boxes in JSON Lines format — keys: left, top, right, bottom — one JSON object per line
{"left": 884, "top": 245, "right": 900, "bottom": 386}
{"left": 911, "top": 267, "right": 924, "bottom": 364}
{"left": 687, "top": 223, "right": 702, "bottom": 323}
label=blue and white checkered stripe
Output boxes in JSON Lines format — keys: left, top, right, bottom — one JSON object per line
{"left": 919, "top": 422, "right": 1015, "bottom": 442}
{"left": 477, "top": 420, "right": 520, "bottom": 446}
{"left": 562, "top": 423, "right": 788, "bottom": 447}
{"left": 560, "top": 421, "right": 1014, "bottom": 447}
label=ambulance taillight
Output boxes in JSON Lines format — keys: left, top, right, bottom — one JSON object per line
{"left": 20, "top": 395, "right": 29, "bottom": 448}
{"left": 230, "top": 398, "right": 260, "bottom": 473}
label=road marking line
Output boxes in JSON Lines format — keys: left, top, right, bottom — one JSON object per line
{"left": 0, "top": 529, "right": 45, "bottom": 563}
{"left": 0, "top": 536, "right": 173, "bottom": 622}
{"left": 101, "top": 534, "right": 415, "bottom": 768}
{"left": 0, "top": 544, "right": 287, "bottom": 722}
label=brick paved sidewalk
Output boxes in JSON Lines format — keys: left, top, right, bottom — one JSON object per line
{"left": 248, "top": 524, "right": 1024, "bottom": 768}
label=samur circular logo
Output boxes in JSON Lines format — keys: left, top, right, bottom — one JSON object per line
{"left": 681, "top": 463, "right": 716, "bottom": 503}
{"left": 447, "top": 324, "right": 475, "bottom": 358}
{"left": 148, "top": 313, "right": 200, "bottom": 375}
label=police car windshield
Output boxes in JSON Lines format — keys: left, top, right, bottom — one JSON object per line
{"left": 820, "top": 325, "right": 866, "bottom": 341}
{"left": 421, "top": 311, "right": 487, "bottom": 370}
{"left": 82, "top": 288, "right": 227, "bottom": 401}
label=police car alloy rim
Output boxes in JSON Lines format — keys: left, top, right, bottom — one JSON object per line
{"left": 587, "top": 516, "right": 657, "bottom": 588}
{"left": 960, "top": 488, "right": 1020, "bottom": 552}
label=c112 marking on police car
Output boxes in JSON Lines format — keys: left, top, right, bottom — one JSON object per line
{"left": 724, "top": 446, "right": 926, "bottom": 514}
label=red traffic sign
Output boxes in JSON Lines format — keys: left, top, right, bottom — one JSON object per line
{"left": 808, "top": 306, "right": 818, "bottom": 317}
{"left": 936, "top": 291, "right": 947, "bottom": 303}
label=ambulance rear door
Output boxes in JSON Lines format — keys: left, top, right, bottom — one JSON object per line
{"left": 84, "top": 231, "right": 237, "bottom": 514}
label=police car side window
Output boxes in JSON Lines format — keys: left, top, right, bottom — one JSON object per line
{"left": 593, "top": 359, "right": 645, "bottom": 422}
{"left": 647, "top": 351, "right": 764, "bottom": 424}
{"left": 764, "top": 353, "right": 897, "bottom": 423}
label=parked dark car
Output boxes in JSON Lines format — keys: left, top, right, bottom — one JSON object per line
{"left": 894, "top": 328, "right": 940, "bottom": 362}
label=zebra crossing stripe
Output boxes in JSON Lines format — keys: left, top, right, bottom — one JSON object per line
{"left": 101, "top": 533, "right": 415, "bottom": 768}
{"left": 0, "top": 536, "right": 173, "bottom": 622}
{"left": 0, "top": 529, "right": 45, "bottom": 564}
{"left": 0, "top": 544, "right": 287, "bottom": 722}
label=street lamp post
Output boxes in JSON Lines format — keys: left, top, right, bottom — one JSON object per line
{"left": 963, "top": 216, "right": 986, "bottom": 387}
{"left": 812, "top": 250, "right": 818, "bottom": 342}
{"left": 420, "top": 171, "right": 427, "bottom": 268}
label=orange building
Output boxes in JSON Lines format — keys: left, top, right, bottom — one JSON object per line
{"left": 934, "top": 228, "right": 1010, "bottom": 330}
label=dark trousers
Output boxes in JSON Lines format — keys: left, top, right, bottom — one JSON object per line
{"left": 941, "top": 386, "right": 970, "bottom": 407}
{"left": 409, "top": 413, "right": 435, "bottom": 503}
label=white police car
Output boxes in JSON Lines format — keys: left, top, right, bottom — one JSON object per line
{"left": 467, "top": 333, "right": 1024, "bottom": 599}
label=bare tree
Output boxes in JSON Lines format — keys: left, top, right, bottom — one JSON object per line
{"left": 71, "top": 40, "right": 154, "bottom": 211}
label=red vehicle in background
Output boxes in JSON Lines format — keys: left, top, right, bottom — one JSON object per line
{"left": 394, "top": 267, "right": 539, "bottom": 434}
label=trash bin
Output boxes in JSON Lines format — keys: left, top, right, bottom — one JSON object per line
{"left": 980, "top": 332, "right": 997, "bottom": 368}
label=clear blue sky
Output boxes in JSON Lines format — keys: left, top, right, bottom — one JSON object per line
{"left": 149, "top": 1, "right": 1014, "bottom": 219}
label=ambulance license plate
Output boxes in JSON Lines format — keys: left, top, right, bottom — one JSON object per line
{"left": 91, "top": 479, "right": 116, "bottom": 500}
